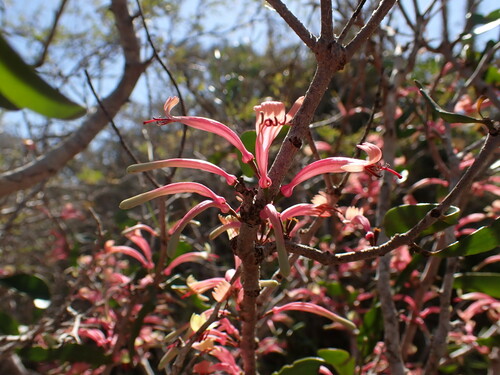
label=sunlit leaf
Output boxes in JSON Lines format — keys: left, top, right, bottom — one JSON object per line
{"left": 318, "top": 348, "right": 355, "bottom": 375}
{"left": 454, "top": 273, "right": 500, "bottom": 298}
{"left": 415, "top": 81, "right": 481, "bottom": 123}
{"left": 383, "top": 203, "right": 460, "bottom": 237}
{"left": 436, "top": 218, "right": 500, "bottom": 257}
{"left": 0, "top": 34, "right": 86, "bottom": 119}
{"left": 273, "top": 357, "right": 326, "bottom": 375}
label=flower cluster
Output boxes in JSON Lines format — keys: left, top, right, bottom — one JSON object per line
{"left": 120, "top": 96, "right": 401, "bottom": 276}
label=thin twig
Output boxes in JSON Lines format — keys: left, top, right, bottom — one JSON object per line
{"left": 345, "top": 0, "right": 398, "bottom": 59}
{"left": 338, "top": 0, "right": 367, "bottom": 43}
{"left": 320, "top": 0, "right": 334, "bottom": 41}
{"left": 134, "top": 0, "right": 188, "bottom": 179}
{"left": 265, "top": 0, "right": 317, "bottom": 50}
{"left": 83, "top": 70, "right": 160, "bottom": 188}
{"left": 33, "top": 0, "right": 69, "bottom": 68}
{"left": 270, "top": 130, "right": 499, "bottom": 266}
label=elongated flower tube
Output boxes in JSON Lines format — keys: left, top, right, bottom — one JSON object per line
{"left": 119, "top": 182, "right": 228, "bottom": 210}
{"left": 281, "top": 142, "right": 402, "bottom": 197}
{"left": 280, "top": 203, "right": 332, "bottom": 222}
{"left": 122, "top": 228, "right": 153, "bottom": 267}
{"left": 126, "top": 158, "right": 238, "bottom": 186}
{"left": 260, "top": 204, "right": 290, "bottom": 277}
{"left": 144, "top": 96, "right": 254, "bottom": 163}
{"left": 269, "top": 302, "right": 356, "bottom": 331}
{"left": 280, "top": 157, "right": 355, "bottom": 197}
{"left": 167, "top": 200, "right": 227, "bottom": 257}
{"left": 164, "top": 251, "right": 216, "bottom": 276}
{"left": 254, "top": 97, "right": 304, "bottom": 188}
{"left": 104, "top": 240, "right": 153, "bottom": 269}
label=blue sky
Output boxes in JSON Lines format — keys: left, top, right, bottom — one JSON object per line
{"left": 0, "top": 0, "right": 498, "bottom": 139}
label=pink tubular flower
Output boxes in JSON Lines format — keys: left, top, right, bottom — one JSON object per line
{"left": 280, "top": 203, "right": 332, "bottom": 222}
{"left": 269, "top": 302, "right": 356, "bottom": 331}
{"left": 254, "top": 97, "right": 304, "bottom": 188}
{"left": 127, "top": 158, "right": 237, "bottom": 186}
{"left": 167, "top": 200, "right": 229, "bottom": 257}
{"left": 260, "top": 204, "right": 290, "bottom": 277}
{"left": 145, "top": 96, "right": 254, "bottom": 163}
{"left": 164, "top": 251, "right": 217, "bottom": 276}
{"left": 119, "top": 182, "right": 228, "bottom": 210}
{"left": 186, "top": 275, "right": 226, "bottom": 298}
{"left": 105, "top": 240, "right": 153, "bottom": 269}
{"left": 280, "top": 142, "right": 402, "bottom": 197}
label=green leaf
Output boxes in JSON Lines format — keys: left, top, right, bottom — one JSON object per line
{"left": 238, "top": 130, "right": 256, "bottom": 178}
{"left": 0, "top": 34, "right": 86, "bottom": 119}
{"left": 476, "top": 335, "right": 500, "bottom": 348}
{"left": 357, "top": 304, "right": 383, "bottom": 358}
{"left": 0, "top": 311, "right": 20, "bottom": 335}
{"left": 0, "top": 273, "right": 50, "bottom": 301}
{"left": 485, "top": 66, "right": 500, "bottom": 85}
{"left": 415, "top": 81, "right": 481, "bottom": 124}
{"left": 0, "top": 92, "right": 19, "bottom": 110}
{"left": 383, "top": 203, "right": 460, "bottom": 237}
{"left": 318, "top": 348, "right": 355, "bottom": 375}
{"left": 436, "top": 218, "right": 500, "bottom": 257}
{"left": 273, "top": 357, "right": 326, "bottom": 375}
{"left": 18, "top": 343, "right": 112, "bottom": 365}
{"left": 454, "top": 273, "right": 500, "bottom": 298}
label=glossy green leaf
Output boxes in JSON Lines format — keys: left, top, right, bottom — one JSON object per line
{"left": 318, "top": 348, "right": 355, "bottom": 375}
{"left": 273, "top": 357, "right": 326, "bottom": 375}
{"left": 0, "top": 273, "right": 50, "bottom": 301}
{"left": 0, "top": 34, "right": 86, "bottom": 119}
{"left": 454, "top": 273, "right": 500, "bottom": 298}
{"left": 18, "top": 343, "right": 112, "bottom": 365}
{"left": 383, "top": 203, "right": 460, "bottom": 237}
{"left": 0, "top": 311, "right": 20, "bottom": 335}
{"left": 0, "top": 92, "right": 19, "bottom": 110}
{"left": 415, "top": 81, "right": 481, "bottom": 124}
{"left": 436, "top": 218, "right": 500, "bottom": 257}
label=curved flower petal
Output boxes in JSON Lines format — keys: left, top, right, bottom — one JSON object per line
{"left": 123, "top": 230, "right": 153, "bottom": 266}
{"left": 357, "top": 142, "right": 382, "bottom": 164}
{"left": 127, "top": 158, "right": 238, "bottom": 186}
{"left": 122, "top": 223, "right": 158, "bottom": 237}
{"left": 105, "top": 240, "right": 153, "bottom": 269}
{"left": 280, "top": 157, "right": 355, "bottom": 197}
{"left": 281, "top": 142, "right": 401, "bottom": 197}
{"left": 261, "top": 204, "right": 290, "bottom": 277}
{"left": 145, "top": 97, "right": 254, "bottom": 163}
{"left": 269, "top": 302, "right": 356, "bottom": 331}
{"left": 280, "top": 203, "right": 331, "bottom": 221}
{"left": 254, "top": 97, "right": 304, "bottom": 188}
{"left": 164, "top": 251, "right": 216, "bottom": 276}
{"left": 119, "top": 182, "right": 228, "bottom": 210}
{"left": 167, "top": 200, "right": 227, "bottom": 257}
{"left": 285, "top": 96, "right": 305, "bottom": 123}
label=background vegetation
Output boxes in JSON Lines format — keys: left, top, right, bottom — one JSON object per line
{"left": 0, "top": 0, "right": 499, "bottom": 374}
